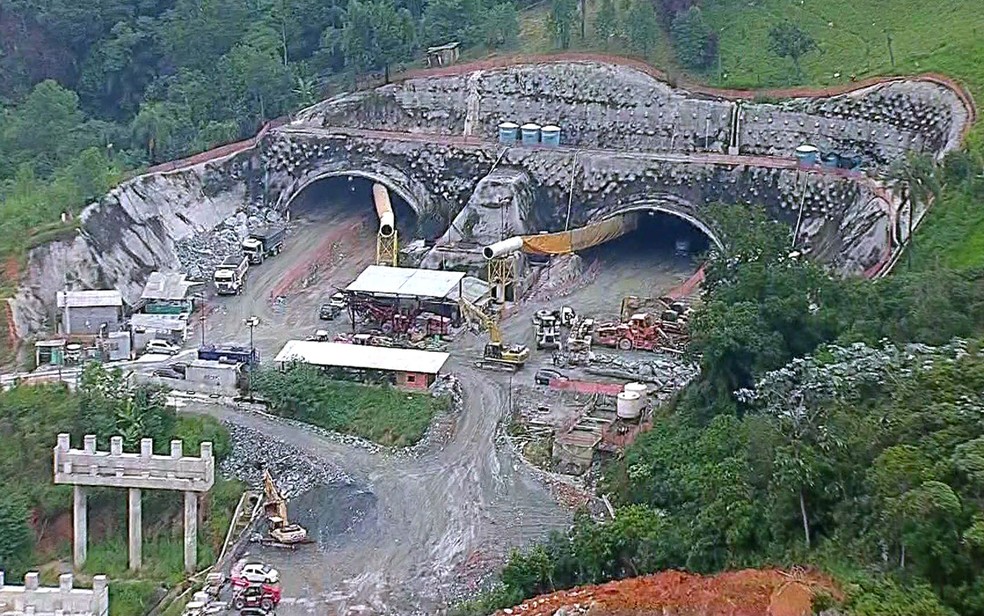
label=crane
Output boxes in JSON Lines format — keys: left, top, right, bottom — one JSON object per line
{"left": 261, "top": 469, "right": 309, "bottom": 545}
{"left": 458, "top": 297, "right": 530, "bottom": 371}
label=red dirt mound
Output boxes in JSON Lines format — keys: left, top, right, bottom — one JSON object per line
{"left": 494, "top": 568, "right": 841, "bottom": 616}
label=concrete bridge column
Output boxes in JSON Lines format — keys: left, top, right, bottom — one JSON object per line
{"left": 128, "top": 488, "right": 141, "bottom": 571}
{"left": 73, "top": 486, "right": 87, "bottom": 568}
{"left": 184, "top": 491, "right": 198, "bottom": 573}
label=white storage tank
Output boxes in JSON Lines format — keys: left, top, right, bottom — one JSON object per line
{"left": 616, "top": 391, "right": 642, "bottom": 420}
{"left": 540, "top": 124, "right": 561, "bottom": 146}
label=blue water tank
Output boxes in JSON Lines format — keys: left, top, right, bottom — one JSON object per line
{"left": 497, "top": 122, "right": 519, "bottom": 144}
{"left": 540, "top": 124, "right": 561, "bottom": 147}
{"left": 821, "top": 152, "right": 840, "bottom": 168}
{"left": 520, "top": 123, "right": 542, "bottom": 146}
{"left": 795, "top": 144, "right": 820, "bottom": 166}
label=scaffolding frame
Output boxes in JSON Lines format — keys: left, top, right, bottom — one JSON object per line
{"left": 487, "top": 255, "right": 517, "bottom": 304}
{"left": 376, "top": 229, "right": 399, "bottom": 267}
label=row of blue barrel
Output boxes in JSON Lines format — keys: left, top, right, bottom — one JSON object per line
{"left": 795, "top": 145, "right": 862, "bottom": 171}
{"left": 498, "top": 122, "right": 562, "bottom": 146}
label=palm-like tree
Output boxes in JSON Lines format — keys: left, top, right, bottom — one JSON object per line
{"left": 886, "top": 152, "right": 941, "bottom": 269}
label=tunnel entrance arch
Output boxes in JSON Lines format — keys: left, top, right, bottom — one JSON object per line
{"left": 275, "top": 169, "right": 422, "bottom": 216}
{"left": 598, "top": 198, "right": 723, "bottom": 252}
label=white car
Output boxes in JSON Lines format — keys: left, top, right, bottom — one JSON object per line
{"left": 145, "top": 340, "right": 180, "bottom": 355}
{"left": 232, "top": 561, "right": 280, "bottom": 585}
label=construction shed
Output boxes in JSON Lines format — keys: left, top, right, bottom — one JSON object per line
{"left": 140, "top": 272, "right": 199, "bottom": 314}
{"left": 274, "top": 340, "right": 450, "bottom": 389}
{"left": 344, "top": 265, "right": 489, "bottom": 329}
{"left": 56, "top": 290, "right": 124, "bottom": 335}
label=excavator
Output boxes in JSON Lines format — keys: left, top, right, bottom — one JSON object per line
{"left": 458, "top": 298, "right": 530, "bottom": 371}
{"left": 261, "top": 470, "right": 309, "bottom": 546}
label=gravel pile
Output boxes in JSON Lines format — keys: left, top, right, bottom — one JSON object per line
{"left": 219, "top": 421, "right": 349, "bottom": 498}
{"left": 175, "top": 208, "right": 286, "bottom": 280}
{"left": 588, "top": 352, "right": 698, "bottom": 392}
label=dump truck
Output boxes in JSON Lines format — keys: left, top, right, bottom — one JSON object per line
{"left": 197, "top": 344, "right": 258, "bottom": 366}
{"left": 262, "top": 469, "right": 309, "bottom": 546}
{"left": 242, "top": 226, "right": 286, "bottom": 264}
{"left": 214, "top": 255, "right": 249, "bottom": 295}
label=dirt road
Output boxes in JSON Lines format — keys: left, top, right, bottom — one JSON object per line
{"left": 194, "top": 198, "right": 695, "bottom": 614}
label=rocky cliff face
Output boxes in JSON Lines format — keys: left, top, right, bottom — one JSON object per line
{"left": 10, "top": 154, "right": 251, "bottom": 338}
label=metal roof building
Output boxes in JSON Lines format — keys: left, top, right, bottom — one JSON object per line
{"left": 274, "top": 341, "right": 450, "bottom": 375}
{"left": 56, "top": 290, "right": 123, "bottom": 308}
{"left": 140, "top": 272, "right": 198, "bottom": 301}
{"left": 345, "top": 265, "right": 489, "bottom": 303}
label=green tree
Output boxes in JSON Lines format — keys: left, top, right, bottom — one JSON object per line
{"left": 342, "top": 0, "right": 416, "bottom": 81}
{"left": 422, "top": 0, "right": 481, "bottom": 46}
{"left": 624, "top": 0, "right": 659, "bottom": 55}
{"left": 670, "top": 6, "right": 716, "bottom": 70}
{"left": 130, "top": 101, "right": 185, "bottom": 162}
{"left": 767, "top": 21, "right": 818, "bottom": 80}
{"left": 158, "top": 0, "right": 251, "bottom": 70}
{"left": 78, "top": 19, "right": 161, "bottom": 120}
{"left": 548, "top": 0, "right": 578, "bottom": 49}
{"left": 220, "top": 28, "right": 297, "bottom": 129}
{"left": 0, "top": 494, "right": 32, "bottom": 573}
{"left": 482, "top": 2, "right": 520, "bottom": 50}
{"left": 0, "top": 80, "right": 89, "bottom": 177}
{"left": 887, "top": 152, "right": 941, "bottom": 269}
{"left": 594, "top": 0, "right": 619, "bottom": 48}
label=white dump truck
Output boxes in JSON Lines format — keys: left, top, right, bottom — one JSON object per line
{"left": 214, "top": 255, "right": 249, "bottom": 295}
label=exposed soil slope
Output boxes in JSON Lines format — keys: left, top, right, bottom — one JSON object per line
{"left": 493, "top": 568, "right": 841, "bottom": 616}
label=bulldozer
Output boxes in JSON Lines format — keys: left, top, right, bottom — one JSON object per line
{"left": 262, "top": 470, "right": 309, "bottom": 545}
{"left": 459, "top": 298, "right": 530, "bottom": 371}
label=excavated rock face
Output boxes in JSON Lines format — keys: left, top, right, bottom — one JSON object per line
{"left": 10, "top": 154, "right": 251, "bottom": 337}
{"left": 295, "top": 62, "right": 969, "bottom": 167}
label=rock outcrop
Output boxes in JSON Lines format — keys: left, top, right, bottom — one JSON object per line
{"left": 10, "top": 154, "right": 250, "bottom": 336}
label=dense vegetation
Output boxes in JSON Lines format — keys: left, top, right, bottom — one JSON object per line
{"left": 0, "top": 364, "right": 237, "bottom": 615}
{"left": 252, "top": 365, "right": 448, "bottom": 446}
{"left": 457, "top": 206, "right": 984, "bottom": 616}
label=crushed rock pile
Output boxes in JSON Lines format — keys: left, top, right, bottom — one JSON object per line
{"left": 176, "top": 207, "right": 285, "bottom": 280}
{"left": 494, "top": 568, "right": 842, "bottom": 616}
{"left": 588, "top": 352, "right": 698, "bottom": 393}
{"left": 219, "top": 421, "right": 349, "bottom": 498}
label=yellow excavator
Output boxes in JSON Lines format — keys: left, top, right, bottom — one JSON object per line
{"left": 262, "top": 469, "right": 309, "bottom": 545}
{"left": 458, "top": 298, "right": 530, "bottom": 371}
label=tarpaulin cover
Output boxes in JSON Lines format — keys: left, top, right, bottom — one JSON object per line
{"left": 521, "top": 214, "right": 638, "bottom": 255}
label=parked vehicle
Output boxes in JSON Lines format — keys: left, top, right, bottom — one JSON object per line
{"left": 214, "top": 255, "right": 249, "bottom": 295}
{"left": 231, "top": 583, "right": 280, "bottom": 611}
{"left": 242, "top": 226, "right": 286, "bottom": 264}
{"left": 145, "top": 340, "right": 180, "bottom": 355}
{"left": 535, "top": 368, "right": 568, "bottom": 386}
{"left": 233, "top": 562, "right": 280, "bottom": 585}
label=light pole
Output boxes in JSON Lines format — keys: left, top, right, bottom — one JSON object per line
{"left": 244, "top": 316, "right": 260, "bottom": 402}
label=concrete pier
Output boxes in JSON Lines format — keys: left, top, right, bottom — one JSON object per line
{"left": 128, "top": 488, "right": 141, "bottom": 571}
{"left": 184, "top": 491, "right": 198, "bottom": 573}
{"left": 54, "top": 434, "right": 214, "bottom": 575}
{"left": 73, "top": 486, "right": 87, "bottom": 568}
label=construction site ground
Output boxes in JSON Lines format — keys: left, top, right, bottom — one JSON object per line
{"left": 192, "top": 193, "right": 698, "bottom": 614}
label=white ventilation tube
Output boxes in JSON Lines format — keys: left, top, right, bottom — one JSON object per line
{"left": 483, "top": 236, "right": 524, "bottom": 260}
{"left": 373, "top": 183, "right": 395, "bottom": 237}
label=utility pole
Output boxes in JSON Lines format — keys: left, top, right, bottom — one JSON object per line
{"left": 244, "top": 316, "right": 260, "bottom": 402}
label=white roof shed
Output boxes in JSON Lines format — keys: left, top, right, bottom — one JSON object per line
{"left": 274, "top": 341, "right": 450, "bottom": 375}
{"left": 56, "top": 290, "right": 123, "bottom": 308}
